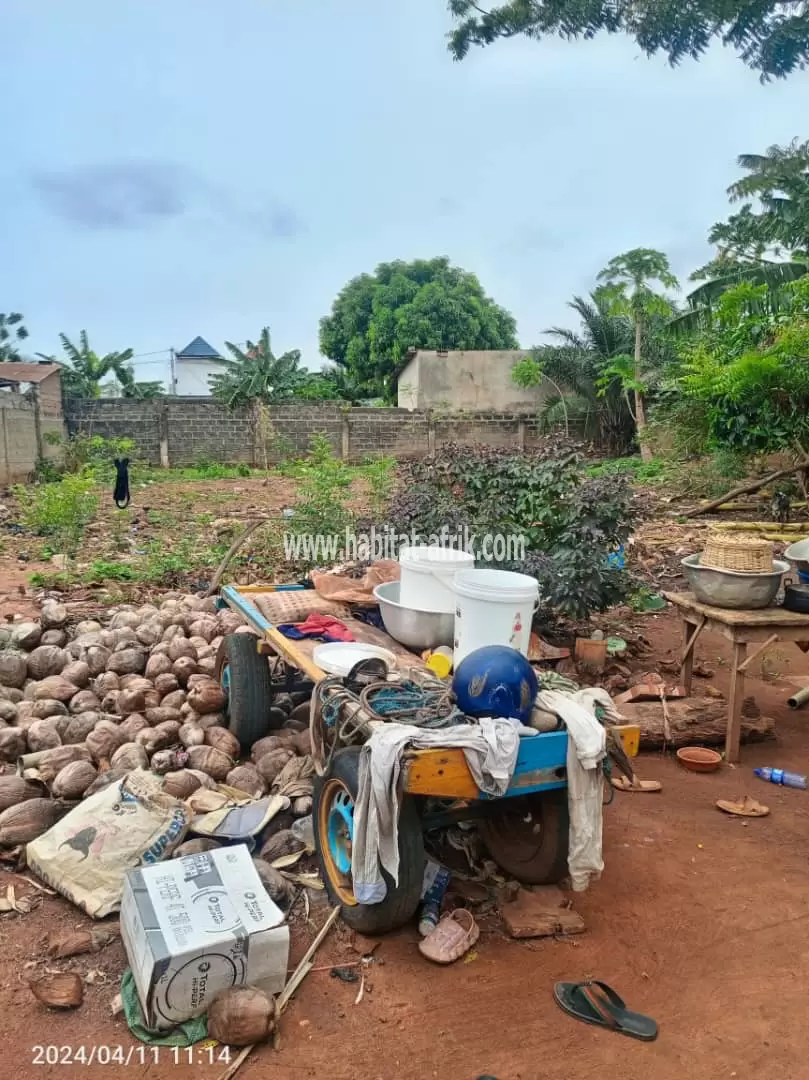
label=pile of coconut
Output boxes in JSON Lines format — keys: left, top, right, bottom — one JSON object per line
{"left": 0, "top": 593, "right": 315, "bottom": 881}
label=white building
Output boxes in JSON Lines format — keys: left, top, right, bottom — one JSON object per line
{"left": 173, "top": 336, "right": 226, "bottom": 396}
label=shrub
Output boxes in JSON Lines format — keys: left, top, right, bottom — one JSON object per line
{"left": 14, "top": 475, "right": 99, "bottom": 553}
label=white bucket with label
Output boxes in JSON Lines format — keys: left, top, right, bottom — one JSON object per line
{"left": 452, "top": 568, "right": 539, "bottom": 664}
{"left": 399, "top": 546, "right": 475, "bottom": 614}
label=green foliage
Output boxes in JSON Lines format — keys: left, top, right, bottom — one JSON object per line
{"left": 319, "top": 256, "right": 518, "bottom": 399}
{"left": 14, "top": 475, "right": 99, "bottom": 553}
{"left": 294, "top": 366, "right": 366, "bottom": 404}
{"left": 388, "top": 444, "right": 635, "bottom": 619}
{"left": 0, "top": 312, "right": 29, "bottom": 361}
{"left": 447, "top": 1, "right": 809, "bottom": 79}
{"left": 37, "top": 331, "right": 140, "bottom": 399}
{"left": 285, "top": 437, "right": 354, "bottom": 563}
{"left": 209, "top": 327, "right": 302, "bottom": 407}
{"left": 597, "top": 249, "right": 679, "bottom": 315}
{"left": 675, "top": 278, "right": 809, "bottom": 453}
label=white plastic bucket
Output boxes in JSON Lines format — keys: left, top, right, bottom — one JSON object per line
{"left": 452, "top": 569, "right": 539, "bottom": 664}
{"left": 399, "top": 546, "right": 475, "bottom": 614}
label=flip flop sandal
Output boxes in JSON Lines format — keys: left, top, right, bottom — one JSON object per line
{"left": 418, "top": 909, "right": 480, "bottom": 964}
{"left": 611, "top": 776, "right": 662, "bottom": 793}
{"left": 716, "top": 795, "right": 769, "bottom": 818}
{"left": 553, "top": 981, "right": 658, "bottom": 1041}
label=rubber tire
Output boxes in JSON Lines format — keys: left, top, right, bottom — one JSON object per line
{"left": 313, "top": 747, "right": 425, "bottom": 934}
{"left": 479, "top": 788, "right": 570, "bottom": 885}
{"left": 215, "top": 633, "right": 278, "bottom": 752}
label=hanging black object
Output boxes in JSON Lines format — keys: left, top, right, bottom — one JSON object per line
{"left": 113, "top": 458, "right": 131, "bottom": 509}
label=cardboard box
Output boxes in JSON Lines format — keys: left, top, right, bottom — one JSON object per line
{"left": 121, "top": 844, "right": 289, "bottom": 1030}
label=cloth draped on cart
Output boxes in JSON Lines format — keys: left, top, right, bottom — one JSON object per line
{"left": 352, "top": 719, "right": 521, "bottom": 905}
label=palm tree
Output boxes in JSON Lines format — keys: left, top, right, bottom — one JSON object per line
{"left": 597, "top": 249, "right": 678, "bottom": 459}
{"left": 208, "top": 327, "right": 303, "bottom": 407}
{"left": 532, "top": 292, "right": 637, "bottom": 454}
{"left": 0, "top": 312, "right": 29, "bottom": 362}
{"left": 37, "top": 331, "right": 136, "bottom": 399}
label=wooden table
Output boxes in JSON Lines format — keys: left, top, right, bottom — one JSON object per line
{"left": 663, "top": 592, "right": 809, "bottom": 762}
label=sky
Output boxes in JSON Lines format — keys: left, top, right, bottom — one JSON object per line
{"left": 2, "top": 1, "right": 808, "bottom": 386}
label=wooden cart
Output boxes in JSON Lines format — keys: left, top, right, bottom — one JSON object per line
{"left": 216, "top": 583, "right": 633, "bottom": 933}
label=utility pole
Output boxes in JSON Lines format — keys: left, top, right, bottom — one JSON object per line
{"left": 169, "top": 347, "right": 177, "bottom": 395}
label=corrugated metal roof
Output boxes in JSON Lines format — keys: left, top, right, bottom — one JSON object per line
{"left": 176, "top": 336, "right": 223, "bottom": 360}
{"left": 0, "top": 362, "right": 62, "bottom": 384}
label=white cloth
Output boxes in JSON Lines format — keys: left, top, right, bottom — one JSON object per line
{"left": 535, "top": 688, "right": 607, "bottom": 893}
{"left": 352, "top": 719, "right": 520, "bottom": 905}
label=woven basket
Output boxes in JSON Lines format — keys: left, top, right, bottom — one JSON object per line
{"left": 702, "top": 532, "right": 774, "bottom": 574}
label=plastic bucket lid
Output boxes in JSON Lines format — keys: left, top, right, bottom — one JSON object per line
{"left": 399, "top": 546, "right": 474, "bottom": 576}
{"left": 454, "top": 568, "right": 538, "bottom": 603}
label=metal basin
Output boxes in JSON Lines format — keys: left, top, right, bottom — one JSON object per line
{"left": 784, "top": 537, "right": 809, "bottom": 577}
{"left": 373, "top": 581, "right": 455, "bottom": 650}
{"left": 681, "top": 554, "right": 789, "bottom": 610}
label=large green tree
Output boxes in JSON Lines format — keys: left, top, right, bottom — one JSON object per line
{"left": 209, "top": 327, "right": 303, "bottom": 407}
{"left": 597, "top": 249, "right": 678, "bottom": 457}
{"left": 447, "top": 1, "right": 809, "bottom": 79}
{"left": 37, "top": 332, "right": 140, "bottom": 399}
{"left": 319, "top": 256, "right": 518, "bottom": 398}
{"left": 0, "top": 312, "right": 29, "bottom": 362}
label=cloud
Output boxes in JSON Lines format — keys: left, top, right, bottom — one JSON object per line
{"left": 29, "top": 159, "right": 307, "bottom": 240}
{"left": 30, "top": 161, "right": 185, "bottom": 228}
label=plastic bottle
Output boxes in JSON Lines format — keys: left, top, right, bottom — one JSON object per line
{"left": 754, "top": 767, "right": 807, "bottom": 789}
{"left": 418, "top": 860, "right": 451, "bottom": 937}
{"left": 291, "top": 814, "right": 314, "bottom": 849}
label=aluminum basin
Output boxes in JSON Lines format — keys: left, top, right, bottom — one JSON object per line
{"left": 681, "top": 554, "right": 789, "bottom": 610}
{"left": 373, "top": 581, "right": 455, "bottom": 650}
{"left": 784, "top": 537, "right": 809, "bottom": 577}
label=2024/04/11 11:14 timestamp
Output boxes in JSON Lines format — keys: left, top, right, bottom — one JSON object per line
{"left": 31, "top": 1045, "right": 232, "bottom": 1066}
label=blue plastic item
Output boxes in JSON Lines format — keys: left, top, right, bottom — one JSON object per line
{"left": 452, "top": 645, "right": 538, "bottom": 724}
{"left": 607, "top": 545, "right": 626, "bottom": 569}
{"left": 799, "top": 571, "right": 809, "bottom": 585}
{"left": 754, "top": 766, "right": 807, "bottom": 789}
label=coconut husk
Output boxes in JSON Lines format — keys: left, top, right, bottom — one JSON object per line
{"left": 29, "top": 972, "right": 84, "bottom": 1009}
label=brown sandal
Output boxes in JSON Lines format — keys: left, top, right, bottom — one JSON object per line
{"left": 716, "top": 795, "right": 769, "bottom": 818}
{"left": 419, "top": 909, "right": 480, "bottom": 964}
{"left": 611, "top": 776, "right": 662, "bottom": 793}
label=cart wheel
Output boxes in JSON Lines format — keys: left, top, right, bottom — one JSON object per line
{"left": 215, "top": 633, "right": 279, "bottom": 752}
{"left": 313, "top": 747, "right": 424, "bottom": 934}
{"left": 479, "top": 789, "right": 569, "bottom": 885}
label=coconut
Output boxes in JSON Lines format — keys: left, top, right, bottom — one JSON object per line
{"left": 36, "top": 744, "right": 93, "bottom": 783}
{"left": 0, "top": 728, "right": 27, "bottom": 761}
{"left": 32, "top": 677, "right": 78, "bottom": 703}
{"left": 187, "top": 768, "right": 216, "bottom": 790}
{"left": 187, "top": 673, "right": 214, "bottom": 690}
{"left": 186, "top": 745, "right": 232, "bottom": 781}
{"left": 68, "top": 689, "right": 101, "bottom": 714}
{"left": 172, "top": 837, "right": 220, "bottom": 857}
{"left": 172, "top": 657, "right": 199, "bottom": 686}
{"left": 0, "top": 700, "right": 16, "bottom": 723}
{"left": 101, "top": 691, "right": 121, "bottom": 714}
{"left": 63, "top": 712, "right": 100, "bottom": 745}
{"left": 259, "top": 828, "right": 304, "bottom": 863}
{"left": 110, "top": 742, "right": 149, "bottom": 771}
{"left": 205, "top": 726, "right": 240, "bottom": 760}
{"left": 92, "top": 671, "right": 119, "bottom": 697}
{"left": 292, "top": 795, "right": 313, "bottom": 817}
{"left": 144, "top": 653, "right": 172, "bottom": 681}
{"left": 188, "top": 636, "right": 209, "bottom": 654}
{"left": 187, "top": 680, "right": 227, "bottom": 716}
{"left": 160, "top": 689, "right": 186, "bottom": 710}
{"left": 86, "top": 719, "right": 126, "bottom": 763}
{"left": 29, "top": 972, "right": 83, "bottom": 1010}
{"left": 250, "top": 735, "right": 289, "bottom": 762}
{"left": 137, "top": 604, "right": 161, "bottom": 621}
{"left": 197, "top": 657, "right": 216, "bottom": 675}
{"left": 189, "top": 617, "right": 219, "bottom": 643}
{"left": 110, "top": 609, "right": 141, "bottom": 630}
{"left": 162, "top": 770, "right": 203, "bottom": 799}
{"left": 117, "top": 686, "right": 149, "bottom": 715}
{"left": 30, "top": 698, "right": 67, "bottom": 720}
{"left": 226, "top": 765, "right": 266, "bottom": 798}
{"left": 162, "top": 624, "right": 185, "bottom": 643}
{"left": 290, "top": 729, "right": 312, "bottom": 756}
{"left": 26, "top": 719, "right": 62, "bottom": 753}
{"left": 107, "top": 648, "right": 147, "bottom": 676}
{"left": 179, "top": 722, "right": 205, "bottom": 748}
{"left": 75, "top": 619, "right": 102, "bottom": 635}
{"left": 218, "top": 612, "right": 244, "bottom": 635}
{"left": 168, "top": 638, "right": 197, "bottom": 663}
{"left": 0, "top": 651, "right": 28, "bottom": 689}
{"left": 144, "top": 706, "right": 182, "bottom": 726}
{"left": 40, "top": 629, "right": 68, "bottom": 647}
{"left": 206, "top": 986, "right": 276, "bottom": 1046}
{"left": 0, "top": 775, "right": 46, "bottom": 812}
{"left": 256, "top": 749, "right": 296, "bottom": 785}
{"left": 85, "top": 645, "right": 111, "bottom": 677}
{"left": 0, "top": 798, "right": 71, "bottom": 845}
{"left": 40, "top": 601, "right": 68, "bottom": 630}
{"left": 119, "top": 714, "right": 150, "bottom": 741}
{"left": 11, "top": 622, "right": 41, "bottom": 651}
{"left": 150, "top": 748, "right": 187, "bottom": 775}
{"left": 136, "top": 721, "right": 180, "bottom": 754}
{"left": 61, "top": 661, "right": 90, "bottom": 688}
{"left": 135, "top": 622, "right": 163, "bottom": 647}
{"left": 52, "top": 760, "right": 98, "bottom": 799}
{"left": 252, "top": 857, "right": 296, "bottom": 908}
{"left": 192, "top": 596, "right": 218, "bottom": 615}
{"left": 16, "top": 701, "right": 35, "bottom": 725}
{"left": 83, "top": 768, "right": 127, "bottom": 798}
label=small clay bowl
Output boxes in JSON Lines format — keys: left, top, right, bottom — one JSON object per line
{"left": 676, "top": 746, "right": 722, "bottom": 773}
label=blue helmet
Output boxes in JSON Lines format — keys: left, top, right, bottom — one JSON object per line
{"left": 452, "top": 645, "right": 538, "bottom": 724}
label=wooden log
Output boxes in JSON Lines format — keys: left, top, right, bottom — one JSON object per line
{"left": 617, "top": 698, "right": 776, "bottom": 751}
{"left": 683, "top": 455, "right": 809, "bottom": 518}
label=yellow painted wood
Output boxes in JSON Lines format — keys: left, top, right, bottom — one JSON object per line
{"left": 613, "top": 723, "right": 640, "bottom": 758}
{"left": 403, "top": 749, "right": 479, "bottom": 798}
{"left": 258, "top": 628, "right": 325, "bottom": 683}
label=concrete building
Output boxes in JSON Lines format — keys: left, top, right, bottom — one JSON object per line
{"left": 396, "top": 348, "right": 550, "bottom": 412}
{"left": 173, "top": 336, "right": 226, "bottom": 396}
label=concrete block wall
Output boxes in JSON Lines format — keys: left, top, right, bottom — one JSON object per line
{"left": 0, "top": 393, "right": 65, "bottom": 484}
{"left": 64, "top": 398, "right": 581, "bottom": 467}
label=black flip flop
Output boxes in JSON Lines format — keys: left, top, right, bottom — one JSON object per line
{"left": 553, "top": 981, "right": 658, "bottom": 1041}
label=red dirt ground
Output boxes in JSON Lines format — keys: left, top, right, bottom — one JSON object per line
{"left": 2, "top": 610, "right": 809, "bottom": 1080}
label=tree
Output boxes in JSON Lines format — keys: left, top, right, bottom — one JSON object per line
{"left": 295, "top": 366, "right": 366, "bottom": 404}
{"left": 319, "top": 256, "right": 518, "bottom": 398}
{"left": 37, "top": 331, "right": 138, "bottom": 399}
{"left": 447, "top": 1, "right": 809, "bottom": 80}
{"left": 0, "top": 312, "right": 29, "bottom": 362}
{"left": 208, "top": 327, "right": 303, "bottom": 407}
{"left": 597, "top": 249, "right": 678, "bottom": 458}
